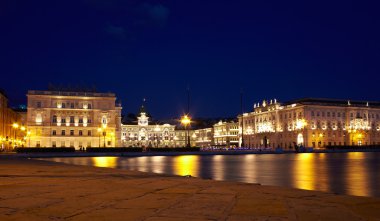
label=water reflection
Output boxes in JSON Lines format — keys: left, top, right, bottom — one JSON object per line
{"left": 345, "top": 152, "right": 370, "bottom": 197}
{"left": 44, "top": 152, "right": 380, "bottom": 197}
{"left": 212, "top": 155, "right": 225, "bottom": 181}
{"left": 173, "top": 155, "right": 199, "bottom": 177}
{"left": 92, "top": 157, "right": 117, "bottom": 168}
{"left": 293, "top": 153, "right": 315, "bottom": 191}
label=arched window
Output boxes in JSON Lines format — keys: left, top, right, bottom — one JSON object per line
{"left": 102, "top": 116, "right": 107, "bottom": 124}
{"left": 297, "top": 133, "right": 304, "bottom": 146}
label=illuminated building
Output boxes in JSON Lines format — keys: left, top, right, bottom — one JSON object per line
{"left": 194, "top": 127, "right": 214, "bottom": 147}
{"left": 239, "top": 98, "right": 380, "bottom": 149}
{"left": 26, "top": 90, "right": 122, "bottom": 149}
{"left": 213, "top": 120, "right": 239, "bottom": 148}
{"left": 0, "top": 89, "right": 26, "bottom": 150}
{"left": 121, "top": 105, "right": 177, "bottom": 147}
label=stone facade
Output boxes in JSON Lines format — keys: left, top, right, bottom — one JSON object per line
{"left": 0, "top": 90, "right": 25, "bottom": 150}
{"left": 239, "top": 98, "right": 380, "bottom": 149}
{"left": 26, "top": 90, "right": 122, "bottom": 149}
{"left": 213, "top": 121, "right": 239, "bottom": 148}
{"left": 194, "top": 127, "right": 214, "bottom": 147}
{"left": 121, "top": 106, "right": 196, "bottom": 147}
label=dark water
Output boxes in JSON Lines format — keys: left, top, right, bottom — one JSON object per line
{"left": 44, "top": 152, "right": 380, "bottom": 197}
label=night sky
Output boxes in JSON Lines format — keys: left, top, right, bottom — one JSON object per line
{"left": 1, "top": 0, "right": 379, "bottom": 119}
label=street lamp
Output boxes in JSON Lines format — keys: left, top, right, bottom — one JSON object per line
{"left": 110, "top": 132, "right": 115, "bottom": 147}
{"left": 27, "top": 131, "right": 31, "bottom": 147}
{"left": 181, "top": 115, "right": 191, "bottom": 147}
{"left": 12, "top": 123, "right": 19, "bottom": 148}
{"left": 97, "top": 127, "right": 103, "bottom": 147}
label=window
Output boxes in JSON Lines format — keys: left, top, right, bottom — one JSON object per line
{"left": 311, "top": 111, "right": 315, "bottom": 117}
{"left": 327, "top": 112, "right": 330, "bottom": 117}
{"left": 70, "top": 116, "right": 75, "bottom": 123}
{"left": 36, "top": 141, "right": 41, "bottom": 147}
{"left": 88, "top": 130, "right": 92, "bottom": 136}
{"left": 61, "top": 130, "right": 65, "bottom": 136}
{"left": 62, "top": 103, "right": 66, "bottom": 108}
{"left": 70, "top": 130, "right": 74, "bottom": 136}
{"left": 62, "top": 118, "right": 66, "bottom": 123}
{"left": 52, "top": 130, "right": 56, "bottom": 136}
{"left": 79, "top": 118, "right": 83, "bottom": 123}
{"left": 102, "top": 117, "right": 107, "bottom": 124}
{"left": 70, "top": 103, "right": 74, "bottom": 108}
{"left": 107, "top": 141, "right": 111, "bottom": 146}
{"left": 52, "top": 115, "right": 57, "bottom": 123}
{"left": 79, "top": 130, "right": 83, "bottom": 136}
{"left": 36, "top": 101, "right": 41, "bottom": 108}
{"left": 88, "top": 104, "right": 92, "bottom": 109}
{"left": 317, "top": 112, "right": 320, "bottom": 117}
{"left": 88, "top": 119, "right": 92, "bottom": 123}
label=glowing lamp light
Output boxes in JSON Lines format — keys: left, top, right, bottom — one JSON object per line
{"left": 181, "top": 115, "right": 191, "bottom": 126}
{"left": 295, "top": 119, "right": 307, "bottom": 130}
{"left": 20, "top": 126, "right": 26, "bottom": 131}
{"left": 12, "top": 123, "right": 19, "bottom": 129}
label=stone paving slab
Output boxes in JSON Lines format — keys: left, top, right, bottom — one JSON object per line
{"left": 1, "top": 158, "right": 380, "bottom": 221}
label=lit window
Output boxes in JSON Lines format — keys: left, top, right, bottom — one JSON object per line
{"left": 35, "top": 113, "right": 42, "bottom": 124}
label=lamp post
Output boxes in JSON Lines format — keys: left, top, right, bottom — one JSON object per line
{"left": 174, "top": 135, "right": 178, "bottom": 147}
{"left": 27, "top": 131, "right": 31, "bottom": 147}
{"left": 20, "top": 126, "right": 26, "bottom": 147}
{"left": 12, "top": 123, "right": 19, "bottom": 149}
{"left": 110, "top": 132, "right": 115, "bottom": 147}
{"left": 181, "top": 115, "right": 191, "bottom": 147}
{"left": 97, "top": 127, "right": 102, "bottom": 147}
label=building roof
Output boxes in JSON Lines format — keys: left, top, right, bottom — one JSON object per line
{"left": 283, "top": 98, "right": 380, "bottom": 108}
{"left": 27, "top": 90, "right": 115, "bottom": 98}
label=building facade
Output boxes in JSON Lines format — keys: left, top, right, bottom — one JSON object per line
{"left": 213, "top": 120, "right": 239, "bottom": 147}
{"left": 194, "top": 127, "right": 214, "bottom": 147}
{"left": 0, "top": 90, "right": 26, "bottom": 150}
{"left": 239, "top": 98, "right": 380, "bottom": 149}
{"left": 26, "top": 90, "right": 122, "bottom": 149}
{"left": 121, "top": 106, "right": 177, "bottom": 147}
{"left": 121, "top": 106, "right": 196, "bottom": 147}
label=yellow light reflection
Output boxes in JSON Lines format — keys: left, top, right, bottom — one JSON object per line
{"left": 242, "top": 154, "right": 257, "bottom": 183}
{"left": 212, "top": 155, "right": 225, "bottom": 181}
{"left": 151, "top": 156, "right": 165, "bottom": 174}
{"left": 173, "top": 155, "right": 198, "bottom": 177}
{"left": 92, "top": 157, "right": 117, "bottom": 168}
{"left": 347, "top": 152, "right": 365, "bottom": 160}
{"left": 346, "top": 152, "right": 369, "bottom": 196}
{"left": 293, "top": 153, "right": 315, "bottom": 191}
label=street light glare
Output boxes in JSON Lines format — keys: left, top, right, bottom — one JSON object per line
{"left": 181, "top": 115, "right": 191, "bottom": 125}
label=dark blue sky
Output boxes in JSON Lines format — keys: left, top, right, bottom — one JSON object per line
{"left": 1, "top": 0, "right": 379, "bottom": 119}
